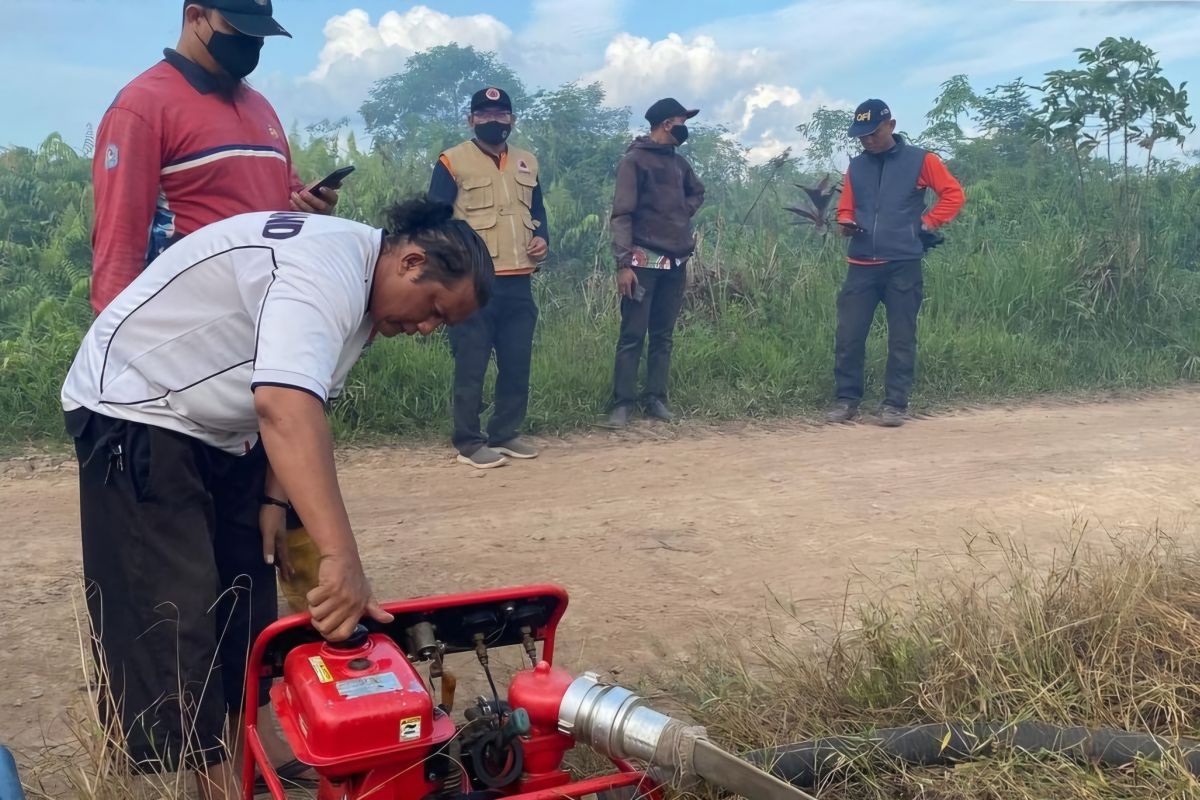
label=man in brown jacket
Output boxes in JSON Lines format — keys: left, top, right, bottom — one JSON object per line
{"left": 605, "top": 98, "right": 705, "bottom": 428}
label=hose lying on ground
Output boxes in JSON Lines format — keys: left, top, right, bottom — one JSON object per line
{"left": 746, "top": 721, "right": 1200, "bottom": 788}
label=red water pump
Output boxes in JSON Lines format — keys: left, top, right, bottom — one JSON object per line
{"left": 241, "top": 585, "right": 814, "bottom": 800}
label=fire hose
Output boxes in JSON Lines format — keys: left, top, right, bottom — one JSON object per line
{"left": 748, "top": 721, "right": 1200, "bottom": 788}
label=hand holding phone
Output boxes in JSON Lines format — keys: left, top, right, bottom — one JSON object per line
{"left": 839, "top": 221, "right": 867, "bottom": 236}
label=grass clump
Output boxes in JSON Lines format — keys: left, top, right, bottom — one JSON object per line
{"left": 670, "top": 530, "right": 1200, "bottom": 798}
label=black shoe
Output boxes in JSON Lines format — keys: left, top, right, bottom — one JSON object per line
{"left": 878, "top": 404, "right": 907, "bottom": 427}
{"left": 825, "top": 401, "right": 859, "bottom": 424}
{"left": 644, "top": 398, "right": 674, "bottom": 422}
{"left": 603, "top": 404, "right": 633, "bottom": 429}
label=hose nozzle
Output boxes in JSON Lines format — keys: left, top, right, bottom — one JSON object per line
{"left": 557, "top": 673, "right": 817, "bottom": 800}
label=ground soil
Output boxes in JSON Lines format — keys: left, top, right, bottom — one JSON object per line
{"left": 2, "top": 392, "right": 1198, "bottom": 769}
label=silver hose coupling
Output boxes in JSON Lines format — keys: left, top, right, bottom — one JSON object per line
{"left": 557, "top": 672, "right": 676, "bottom": 763}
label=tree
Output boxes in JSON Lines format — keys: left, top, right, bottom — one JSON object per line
{"left": 923, "top": 74, "right": 978, "bottom": 153}
{"left": 795, "top": 107, "right": 854, "bottom": 170}
{"left": 1078, "top": 37, "right": 1192, "bottom": 179}
{"left": 975, "top": 78, "right": 1036, "bottom": 137}
{"left": 360, "top": 44, "right": 526, "bottom": 149}
{"left": 519, "top": 82, "right": 629, "bottom": 192}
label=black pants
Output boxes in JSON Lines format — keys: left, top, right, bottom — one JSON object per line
{"left": 611, "top": 264, "right": 687, "bottom": 408}
{"left": 833, "top": 259, "right": 924, "bottom": 409}
{"left": 67, "top": 409, "right": 275, "bottom": 772}
{"left": 448, "top": 274, "right": 538, "bottom": 455}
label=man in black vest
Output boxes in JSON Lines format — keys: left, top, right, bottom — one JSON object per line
{"left": 828, "top": 99, "right": 964, "bottom": 427}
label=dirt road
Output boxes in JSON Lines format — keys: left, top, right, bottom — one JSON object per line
{"left": 3, "top": 392, "right": 1199, "bottom": 758}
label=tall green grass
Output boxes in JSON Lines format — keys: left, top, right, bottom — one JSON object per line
{"left": 5, "top": 217, "right": 1200, "bottom": 452}
{"left": 5, "top": 124, "right": 1200, "bottom": 451}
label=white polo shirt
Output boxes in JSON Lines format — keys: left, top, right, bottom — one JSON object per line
{"left": 62, "top": 211, "right": 384, "bottom": 454}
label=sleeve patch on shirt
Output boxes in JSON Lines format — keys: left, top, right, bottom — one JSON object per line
{"left": 105, "top": 144, "right": 119, "bottom": 170}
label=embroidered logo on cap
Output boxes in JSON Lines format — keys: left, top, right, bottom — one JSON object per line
{"left": 485, "top": 88, "right": 501, "bottom": 101}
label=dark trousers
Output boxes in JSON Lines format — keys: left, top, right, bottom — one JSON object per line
{"left": 448, "top": 274, "right": 538, "bottom": 455}
{"left": 67, "top": 409, "right": 275, "bottom": 772}
{"left": 611, "top": 263, "right": 687, "bottom": 408}
{"left": 833, "top": 259, "right": 924, "bottom": 409}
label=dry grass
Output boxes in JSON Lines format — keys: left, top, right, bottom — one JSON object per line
{"left": 20, "top": 593, "right": 256, "bottom": 800}
{"left": 666, "top": 528, "right": 1200, "bottom": 798}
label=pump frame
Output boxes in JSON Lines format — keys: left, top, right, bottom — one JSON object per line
{"left": 241, "top": 584, "right": 658, "bottom": 800}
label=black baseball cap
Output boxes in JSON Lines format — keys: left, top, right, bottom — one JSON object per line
{"left": 191, "top": 0, "right": 291, "bottom": 38}
{"left": 848, "top": 99, "right": 891, "bottom": 137}
{"left": 645, "top": 98, "right": 699, "bottom": 128}
{"left": 471, "top": 87, "right": 513, "bottom": 113}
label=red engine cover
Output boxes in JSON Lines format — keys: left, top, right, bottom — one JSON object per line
{"left": 273, "top": 633, "right": 456, "bottom": 779}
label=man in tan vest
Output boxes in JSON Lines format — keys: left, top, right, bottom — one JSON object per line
{"left": 429, "top": 86, "right": 549, "bottom": 468}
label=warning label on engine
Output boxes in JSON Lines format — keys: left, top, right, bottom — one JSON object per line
{"left": 335, "top": 671, "right": 402, "bottom": 699}
{"left": 309, "top": 656, "right": 333, "bottom": 684}
{"left": 400, "top": 716, "right": 421, "bottom": 740}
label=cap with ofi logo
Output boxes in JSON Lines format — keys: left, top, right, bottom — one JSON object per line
{"left": 847, "top": 99, "right": 892, "bottom": 137}
{"left": 191, "top": 0, "right": 291, "bottom": 38}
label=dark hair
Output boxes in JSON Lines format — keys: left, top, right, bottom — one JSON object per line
{"left": 384, "top": 196, "right": 494, "bottom": 308}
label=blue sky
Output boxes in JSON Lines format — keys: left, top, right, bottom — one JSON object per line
{"left": 3, "top": 0, "right": 1199, "bottom": 161}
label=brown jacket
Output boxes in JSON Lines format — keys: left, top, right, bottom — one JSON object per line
{"left": 610, "top": 137, "right": 705, "bottom": 267}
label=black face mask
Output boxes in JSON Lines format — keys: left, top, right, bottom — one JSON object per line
{"left": 670, "top": 124, "right": 690, "bottom": 145}
{"left": 475, "top": 121, "right": 512, "bottom": 146}
{"left": 201, "top": 18, "right": 263, "bottom": 81}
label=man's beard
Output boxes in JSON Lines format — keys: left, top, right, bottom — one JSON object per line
{"left": 214, "top": 75, "right": 245, "bottom": 102}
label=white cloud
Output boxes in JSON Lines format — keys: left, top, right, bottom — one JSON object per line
{"left": 271, "top": 1, "right": 1198, "bottom": 165}
{"left": 582, "top": 33, "right": 850, "bottom": 163}
{"left": 585, "top": 32, "right": 782, "bottom": 107}
{"left": 282, "top": 6, "right": 513, "bottom": 123}
{"left": 309, "top": 7, "right": 512, "bottom": 82}
{"left": 289, "top": 6, "right": 850, "bottom": 163}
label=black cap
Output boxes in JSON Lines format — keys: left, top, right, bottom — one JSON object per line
{"left": 848, "top": 99, "right": 891, "bottom": 137}
{"left": 191, "top": 0, "right": 291, "bottom": 38}
{"left": 645, "top": 98, "right": 699, "bottom": 128}
{"left": 471, "top": 87, "right": 513, "bottom": 113}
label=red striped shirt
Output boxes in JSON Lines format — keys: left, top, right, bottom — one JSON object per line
{"left": 90, "top": 49, "right": 305, "bottom": 312}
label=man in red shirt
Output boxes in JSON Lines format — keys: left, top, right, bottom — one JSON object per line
{"left": 91, "top": 0, "right": 338, "bottom": 313}
{"left": 829, "top": 99, "right": 965, "bottom": 428}
{"left": 88, "top": 1, "right": 335, "bottom": 795}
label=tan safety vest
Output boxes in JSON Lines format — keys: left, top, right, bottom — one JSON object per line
{"left": 441, "top": 141, "right": 542, "bottom": 275}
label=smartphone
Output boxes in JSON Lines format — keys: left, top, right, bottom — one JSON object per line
{"left": 632, "top": 284, "right": 647, "bottom": 302}
{"left": 841, "top": 221, "right": 867, "bottom": 235}
{"left": 309, "top": 165, "right": 355, "bottom": 194}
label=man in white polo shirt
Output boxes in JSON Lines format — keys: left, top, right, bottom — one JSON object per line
{"left": 61, "top": 198, "right": 492, "bottom": 799}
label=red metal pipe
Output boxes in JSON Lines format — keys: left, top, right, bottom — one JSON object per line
{"left": 504, "top": 770, "right": 656, "bottom": 800}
